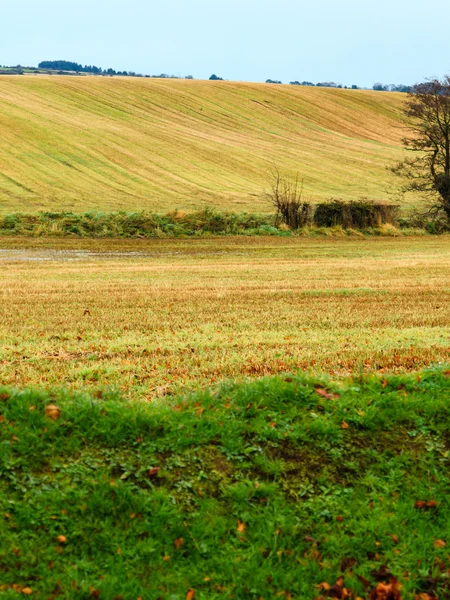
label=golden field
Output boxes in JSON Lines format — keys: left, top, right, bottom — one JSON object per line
{"left": 0, "top": 76, "right": 409, "bottom": 213}
{"left": 0, "top": 235, "right": 448, "bottom": 400}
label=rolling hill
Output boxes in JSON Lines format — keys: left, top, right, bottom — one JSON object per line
{"left": 0, "top": 76, "right": 409, "bottom": 214}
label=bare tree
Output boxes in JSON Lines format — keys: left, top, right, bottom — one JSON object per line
{"left": 264, "top": 167, "right": 313, "bottom": 229}
{"left": 392, "top": 76, "right": 450, "bottom": 223}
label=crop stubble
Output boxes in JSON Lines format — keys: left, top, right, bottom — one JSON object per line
{"left": 0, "top": 236, "right": 449, "bottom": 399}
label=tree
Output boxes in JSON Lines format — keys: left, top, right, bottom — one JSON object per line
{"left": 209, "top": 74, "right": 223, "bottom": 81}
{"left": 392, "top": 76, "right": 450, "bottom": 223}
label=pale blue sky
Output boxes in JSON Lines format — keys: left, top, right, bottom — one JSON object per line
{"left": 2, "top": 0, "right": 449, "bottom": 87}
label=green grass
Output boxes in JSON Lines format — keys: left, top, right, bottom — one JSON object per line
{"left": 1, "top": 368, "right": 450, "bottom": 599}
{"left": 0, "top": 76, "right": 410, "bottom": 214}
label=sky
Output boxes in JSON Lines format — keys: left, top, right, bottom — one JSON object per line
{"left": 1, "top": 0, "right": 449, "bottom": 87}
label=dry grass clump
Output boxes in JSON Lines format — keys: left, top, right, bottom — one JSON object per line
{"left": 0, "top": 236, "right": 449, "bottom": 400}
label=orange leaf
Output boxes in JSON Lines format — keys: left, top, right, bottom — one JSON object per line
{"left": 341, "top": 422, "right": 349, "bottom": 429}
{"left": 316, "top": 582, "right": 331, "bottom": 591}
{"left": 434, "top": 539, "right": 446, "bottom": 548}
{"left": 45, "top": 405, "right": 61, "bottom": 420}
{"left": 237, "top": 520, "right": 246, "bottom": 533}
{"left": 22, "top": 588, "right": 33, "bottom": 595}
{"left": 315, "top": 388, "right": 339, "bottom": 400}
{"left": 186, "top": 590, "right": 195, "bottom": 600}
{"left": 174, "top": 538, "right": 184, "bottom": 550}
{"left": 56, "top": 535, "right": 67, "bottom": 544}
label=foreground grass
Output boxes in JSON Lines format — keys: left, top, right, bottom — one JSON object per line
{"left": 0, "top": 76, "right": 408, "bottom": 213}
{"left": 1, "top": 236, "right": 449, "bottom": 400}
{"left": 1, "top": 369, "right": 450, "bottom": 599}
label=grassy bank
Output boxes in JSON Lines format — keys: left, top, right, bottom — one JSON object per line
{"left": 1, "top": 369, "right": 450, "bottom": 599}
{"left": 0, "top": 209, "right": 429, "bottom": 238}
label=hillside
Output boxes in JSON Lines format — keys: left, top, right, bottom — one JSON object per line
{"left": 0, "top": 76, "right": 408, "bottom": 213}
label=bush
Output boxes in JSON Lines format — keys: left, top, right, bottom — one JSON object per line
{"left": 314, "top": 198, "right": 399, "bottom": 228}
{"left": 265, "top": 170, "right": 313, "bottom": 229}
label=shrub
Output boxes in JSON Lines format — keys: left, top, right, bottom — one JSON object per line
{"left": 314, "top": 198, "right": 399, "bottom": 228}
{"left": 264, "top": 170, "right": 313, "bottom": 229}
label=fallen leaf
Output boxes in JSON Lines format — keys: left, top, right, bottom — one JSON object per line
{"left": 315, "top": 388, "right": 339, "bottom": 400}
{"left": 336, "top": 516, "right": 344, "bottom": 522}
{"left": 148, "top": 467, "right": 161, "bottom": 477}
{"left": 434, "top": 539, "right": 446, "bottom": 548}
{"left": 415, "top": 500, "right": 438, "bottom": 510}
{"left": 316, "top": 582, "right": 331, "bottom": 591}
{"left": 391, "top": 535, "right": 399, "bottom": 544}
{"left": 45, "top": 405, "right": 61, "bottom": 420}
{"left": 341, "top": 421, "right": 349, "bottom": 429}
{"left": 369, "top": 578, "right": 402, "bottom": 600}
{"left": 237, "top": 520, "right": 246, "bottom": 533}
{"left": 22, "top": 588, "right": 33, "bottom": 595}
{"left": 56, "top": 535, "right": 67, "bottom": 544}
{"left": 174, "top": 538, "right": 184, "bottom": 550}
{"left": 186, "top": 590, "right": 195, "bottom": 600}
{"left": 163, "top": 555, "right": 171, "bottom": 561}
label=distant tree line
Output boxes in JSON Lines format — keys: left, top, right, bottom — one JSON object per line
{"left": 267, "top": 79, "right": 359, "bottom": 89}
{"left": 372, "top": 83, "right": 412, "bottom": 93}
{"left": 37, "top": 61, "right": 194, "bottom": 79}
{"left": 264, "top": 80, "right": 411, "bottom": 92}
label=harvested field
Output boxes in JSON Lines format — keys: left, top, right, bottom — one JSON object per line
{"left": 1, "top": 236, "right": 449, "bottom": 399}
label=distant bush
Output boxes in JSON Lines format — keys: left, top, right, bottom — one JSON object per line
{"left": 209, "top": 74, "right": 223, "bottom": 81}
{"left": 314, "top": 198, "right": 400, "bottom": 228}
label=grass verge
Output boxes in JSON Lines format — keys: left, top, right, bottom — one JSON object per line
{"left": 0, "top": 210, "right": 431, "bottom": 238}
{"left": 1, "top": 368, "right": 450, "bottom": 599}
